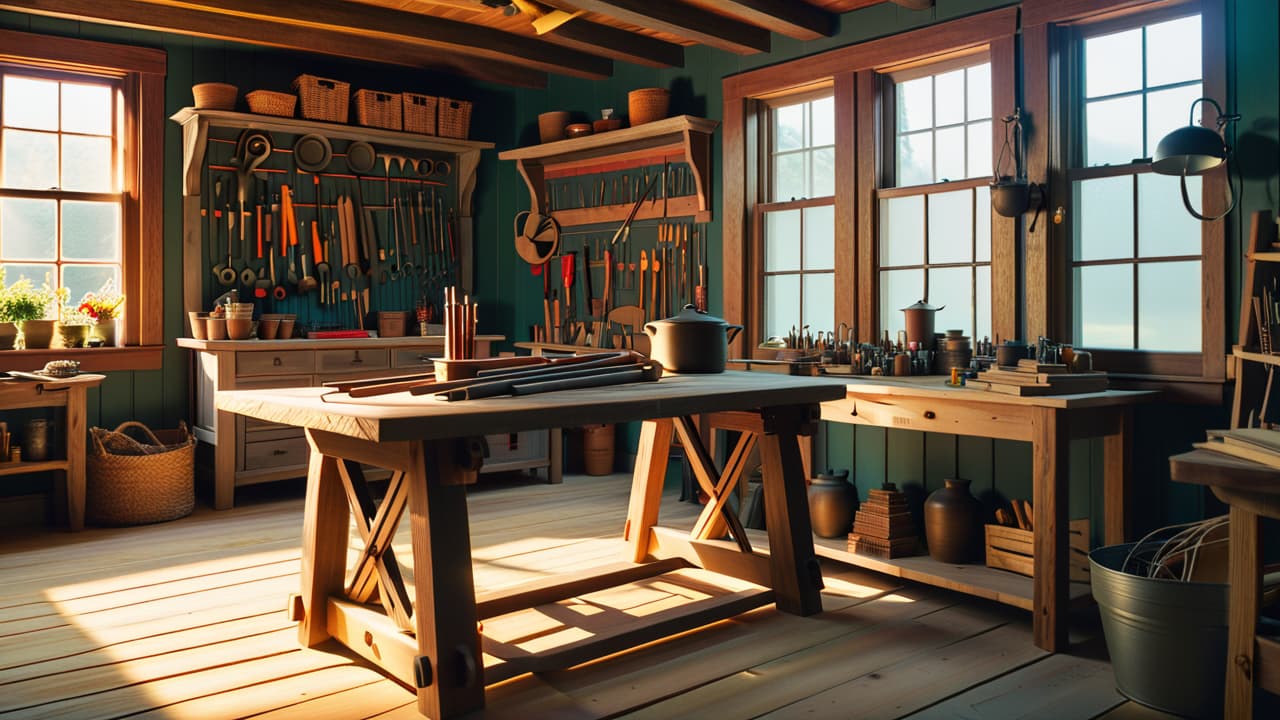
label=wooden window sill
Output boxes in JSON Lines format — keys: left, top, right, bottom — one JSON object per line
{"left": 1, "top": 346, "right": 164, "bottom": 373}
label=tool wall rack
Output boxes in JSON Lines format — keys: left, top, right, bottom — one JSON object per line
{"left": 172, "top": 108, "right": 493, "bottom": 330}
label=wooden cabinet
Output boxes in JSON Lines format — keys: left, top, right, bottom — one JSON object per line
{"left": 178, "top": 336, "right": 555, "bottom": 509}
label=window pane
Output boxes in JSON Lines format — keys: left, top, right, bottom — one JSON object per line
{"left": 975, "top": 185, "right": 991, "bottom": 262}
{"left": 897, "top": 76, "right": 932, "bottom": 133}
{"left": 765, "top": 274, "right": 800, "bottom": 339}
{"left": 2, "top": 129, "right": 59, "bottom": 190}
{"left": 811, "top": 147, "right": 835, "bottom": 197}
{"left": 62, "top": 201, "right": 120, "bottom": 261}
{"left": 61, "top": 135, "right": 113, "bottom": 192}
{"left": 803, "top": 205, "right": 834, "bottom": 270}
{"left": 61, "top": 82, "right": 114, "bottom": 136}
{"left": 966, "top": 64, "right": 992, "bottom": 121}
{"left": 765, "top": 209, "right": 801, "bottom": 272}
{"left": 1085, "top": 28, "right": 1142, "bottom": 98}
{"left": 773, "top": 152, "right": 804, "bottom": 201}
{"left": 1086, "top": 95, "right": 1144, "bottom": 166}
{"left": 975, "top": 265, "right": 992, "bottom": 342}
{"left": 1138, "top": 173, "right": 1201, "bottom": 257}
{"left": 1, "top": 263, "right": 56, "bottom": 290}
{"left": 935, "top": 69, "right": 966, "bottom": 126}
{"left": 897, "top": 132, "right": 932, "bottom": 186}
{"left": 935, "top": 126, "right": 966, "bottom": 182}
{"left": 929, "top": 266, "right": 973, "bottom": 337}
{"left": 928, "top": 190, "right": 973, "bottom": 264}
{"left": 1075, "top": 264, "right": 1134, "bottom": 348}
{"left": 1146, "top": 84, "right": 1203, "bottom": 158}
{"left": 1075, "top": 176, "right": 1133, "bottom": 262}
{"left": 967, "top": 120, "right": 992, "bottom": 179}
{"left": 1138, "top": 260, "right": 1200, "bottom": 351}
{"left": 774, "top": 103, "right": 804, "bottom": 152}
{"left": 0, "top": 198, "right": 57, "bottom": 260}
{"left": 3, "top": 75, "right": 58, "bottom": 130}
{"left": 62, "top": 265, "right": 117, "bottom": 312}
{"left": 803, "top": 273, "right": 834, "bottom": 332}
{"left": 880, "top": 195, "right": 924, "bottom": 267}
{"left": 1147, "top": 15, "right": 1202, "bottom": 87}
{"left": 881, "top": 268, "right": 925, "bottom": 337}
{"left": 811, "top": 96, "right": 834, "bottom": 147}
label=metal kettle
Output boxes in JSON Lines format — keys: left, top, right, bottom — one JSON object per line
{"left": 643, "top": 305, "right": 744, "bottom": 373}
{"left": 901, "top": 299, "right": 945, "bottom": 349}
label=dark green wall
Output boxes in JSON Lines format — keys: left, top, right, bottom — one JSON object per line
{"left": 1, "top": 0, "right": 1275, "bottom": 535}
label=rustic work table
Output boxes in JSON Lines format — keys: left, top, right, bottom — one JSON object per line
{"left": 216, "top": 371, "right": 845, "bottom": 719}
{"left": 0, "top": 373, "right": 104, "bottom": 531}
{"left": 1170, "top": 448, "right": 1280, "bottom": 718}
{"left": 817, "top": 376, "right": 1156, "bottom": 652}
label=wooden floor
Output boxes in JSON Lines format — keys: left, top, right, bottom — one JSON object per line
{"left": 0, "top": 473, "right": 1173, "bottom": 719}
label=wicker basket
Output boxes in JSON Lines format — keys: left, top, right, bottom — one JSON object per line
{"left": 628, "top": 87, "right": 670, "bottom": 126}
{"left": 246, "top": 90, "right": 296, "bottom": 117}
{"left": 437, "top": 97, "right": 473, "bottom": 139}
{"left": 192, "top": 82, "right": 237, "bottom": 110}
{"left": 87, "top": 421, "right": 195, "bottom": 526}
{"left": 292, "top": 74, "right": 349, "bottom": 123}
{"left": 354, "top": 89, "right": 403, "bottom": 131}
{"left": 403, "top": 92, "right": 438, "bottom": 135}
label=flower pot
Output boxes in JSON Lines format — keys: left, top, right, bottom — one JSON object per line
{"left": 923, "top": 478, "right": 983, "bottom": 563}
{"left": 19, "top": 320, "right": 56, "bottom": 349}
{"left": 808, "top": 469, "right": 857, "bottom": 538}
{"left": 0, "top": 322, "right": 17, "bottom": 350}
{"left": 58, "top": 323, "right": 89, "bottom": 348}
{"left": 93, "top": 318, "right": 117, "bottom": 347}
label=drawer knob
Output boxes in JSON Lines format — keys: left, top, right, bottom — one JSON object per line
{"left": 272, "top": 357, "right": 283, "bottom": 367}
{"left": 273, "top": 449, "right": 288, "bottom": 455}
{"left": 352, "top": 351, "right": 363, "bottom": 363}
{"left": 923, "top": 410, "right": 936, "bottom": 419}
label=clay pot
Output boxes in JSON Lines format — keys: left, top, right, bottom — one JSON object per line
{"left": 901, "top": 300, "right": 944, "bottom": 350}
{"left": 924, "top": 478, "right": 983, "bottom": 564}
{"left": 19, "top": 319, "right": 55, "bottom": 349}
{"left": 808, "top": 469, "right": 857, "bottom": 538}
{"left": 0, "top": 322, "right": 18, "bottom": 350}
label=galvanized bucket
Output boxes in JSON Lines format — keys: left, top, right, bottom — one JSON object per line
{"left": 1090, "top": 543, "right": 1227, "bottom": 719}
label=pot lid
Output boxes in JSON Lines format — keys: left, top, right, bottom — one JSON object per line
{"left": 901, "top": 299, "right": 943, "bottom": 312}
{"left": 652, "top": 304, "right": 730, "bottom": 327}
{"left": 294, "top": 134, "right": 332, "bottom": 173}
{"left": 346, "top": 141, "right": 376, "bottom": 175}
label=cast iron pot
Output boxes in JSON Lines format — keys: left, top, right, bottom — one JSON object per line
{"left": 644, "top": 304, "right": 743, "bottom": 373}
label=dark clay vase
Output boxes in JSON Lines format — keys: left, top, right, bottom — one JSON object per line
{"left": 924, "top": 478, "right": 983, "bottom": 563}
{"left": 808, "top": 469, "right": 857, "bottom": 538}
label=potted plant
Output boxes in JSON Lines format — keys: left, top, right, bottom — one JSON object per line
{"left": 58, "top": 304, "right": 93, "bottom": 348}
{"left": 76, "top": 282, "right": 125, "bottom": 347}
{"left": 0, "top": 273, "right": 66, "bottom": 349}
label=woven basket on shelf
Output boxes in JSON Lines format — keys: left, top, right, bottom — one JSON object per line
{"left": 353, "top": 89, "right": 403, "bottom": 131}
{"left": 628, "top": 87, "right": 670, "bottom": 126}
{"left": 403, "top": 92, "right": 438, "bottom": 135}
{"left": 246, "top": 90, "right": 296, "bottom": 117}
{"left": 292, "top": 74, "right": 349, "bottom": 123}
{"left": 87, "top": 421, "right": 195, "bottom": 526}
{"left": 192, "top": 82, "right": 237, "bottom": 110}
{"left": 437, "top": 97, "right": 473, "bottom": 139}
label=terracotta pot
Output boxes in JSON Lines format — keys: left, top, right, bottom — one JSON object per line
{"left": 808, "top": 469, "right": 857, "bottom": 538}
{"left": 0, "top": 322, "right": 17, "bottom": 350}
{"left": 924, "top": 478, "right": 983, "bottom": 564}
{"left": 93, "top": 317, "right": 117, "bottom": 347}
{"left": 58, "top": 323, "right": 89, "bottom": 348}
{"left": 538, "top": 111, "right": 570, "bottom": 143}
{"left": 643, "top": 304, "right": 743, "bottom": 373}
{"left": 19, "top": 319, "right": 55, "bottom": 349}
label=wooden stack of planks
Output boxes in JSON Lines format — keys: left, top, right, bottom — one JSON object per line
{"left": 847, "top": 484, "right": 917, "bottom": 559}
{"left": 970, "top": 359, "right": 1108, "bottom": 396}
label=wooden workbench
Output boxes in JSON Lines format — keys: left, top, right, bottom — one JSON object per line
{"left": 818, "top": 376, "right": 1156, "bottom": 652}
{"left": 216, "top": 371, "right": 846, "bottom": 719}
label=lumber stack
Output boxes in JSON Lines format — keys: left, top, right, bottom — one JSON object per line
{"left": 848, "top": 484, "right": 917, "bottom": 558}
{"left": 970, "top": 359, "right": 1108, "bottom": 396}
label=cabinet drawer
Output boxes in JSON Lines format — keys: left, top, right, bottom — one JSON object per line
{"left": 392, "top": 347, "right": 441, "bottom": 369}
{"left": 243, "top": 436, "right": 309, "bottom": 470}
{"left": 237, "top": 351, "right": 314, "bottom": 377}
{"left": 316, "top": 348, "right": 389, "bottom": 374}
{"left": 485, "top": 430, "right": 548, "bottom": 466}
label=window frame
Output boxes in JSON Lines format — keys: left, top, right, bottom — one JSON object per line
{"left": 0, "top": 28, "right": 165, "bottom": 370}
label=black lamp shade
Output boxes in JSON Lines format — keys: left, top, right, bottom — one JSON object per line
{"left": 1151, "top": 124, "right": 1228, "bottom": 175}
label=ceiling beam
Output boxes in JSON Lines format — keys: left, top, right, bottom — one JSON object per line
{"left": 567, "top": 0, "right": 771, "bottom": 54}
{"left": 548, "top": 16, "right": 684, "bottom": 68}
{"left": 712, "top": 0, "right": 835, "bottom": 40}
{"left": 150, "top": 0, "right": 612, "bottom": 79}
{"left": 891, "top": 0, "right": 936, "bottom": 10}
{"left": 0, "top": 0, "right": 549, "bottom": 87}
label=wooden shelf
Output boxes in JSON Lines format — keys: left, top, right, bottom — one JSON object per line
{"left": 0, "top": 459, "right": 68, "bottom": 477}
{"left": 1250, "top": 250, "right": 1280, "bottom": 262}
{"left": 498, "top": 115, "right": 718, "bottom": 223}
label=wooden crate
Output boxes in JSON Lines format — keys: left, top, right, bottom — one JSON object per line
{"left": 985, "top": 518, "right": 1091, "bottom": 583}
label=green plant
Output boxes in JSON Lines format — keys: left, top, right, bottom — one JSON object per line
{"left": 0, "top": 272, "right": 69, "bottom": 323}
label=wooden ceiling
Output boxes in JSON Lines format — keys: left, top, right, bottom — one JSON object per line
{"left": 0, "top": 0, "right": 934, "bottom": 88}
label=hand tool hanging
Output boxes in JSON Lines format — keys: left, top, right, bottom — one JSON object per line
{"left": 610, "top": 172, "right": 659, "bottom": 246}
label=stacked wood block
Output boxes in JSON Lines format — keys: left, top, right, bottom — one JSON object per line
{"left": 848, "top": 484, "right": 917, "bottom": 558}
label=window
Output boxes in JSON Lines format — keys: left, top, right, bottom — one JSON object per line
{"left": 877, "top": 59, "right": 994, "bottom": 340}
{"left": 756, "top": 93, "right": 835, "bottom": 342}
{"left": 1066, "top": 10, "right": 1212, "bottom": 360}
{"left": 1, "top": 70, "right": 123, "bottom": 312}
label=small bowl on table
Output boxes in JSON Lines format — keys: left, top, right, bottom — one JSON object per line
{"left": 564, "top": 123, "right": 593, "bottom": 138}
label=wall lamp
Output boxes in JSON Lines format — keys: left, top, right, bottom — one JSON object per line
{"left": 1150, "top": 97, "right": 1240, "bottom": 221}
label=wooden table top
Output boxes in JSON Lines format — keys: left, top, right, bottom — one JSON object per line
{"left": 216, "top": 370, "right": 849, "bottom": 443}
{"left": 1170, "top": 449, "right": 1280, "bottom": 492}
{"left": 839, "top": 374, "right": 1158, "bottom": 409}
